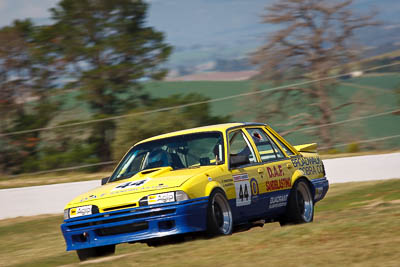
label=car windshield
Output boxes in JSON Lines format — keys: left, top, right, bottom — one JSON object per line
{"left": 109, "top": 132, "right": 224, "bottom": 182}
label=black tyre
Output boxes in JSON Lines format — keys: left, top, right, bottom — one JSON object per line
{"left": 279, "top": 179, "right": 314, "bottom": 226}
{"left": 206, "top": 189, "right": 233, "bottom": 235}
{"left": 76, "top": 244, "right": 116, "bottom": 261}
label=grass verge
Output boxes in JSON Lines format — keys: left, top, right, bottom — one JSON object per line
{"left": 0, "top": 171, "right": 110, "bottom": 189}
{"left": 0, "top": 179, "right": 399, "bottom": 266}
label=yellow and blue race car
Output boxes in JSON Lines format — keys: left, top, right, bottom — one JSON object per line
{"left": 61, "top": 123, "right": 329, "bottom": 260}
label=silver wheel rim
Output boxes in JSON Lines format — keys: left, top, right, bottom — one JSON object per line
{"left": 212, "top": 193, "right": 233, "bottom": 234}
{"left": 296, "top": 182, "right": 313, "bottom": 222}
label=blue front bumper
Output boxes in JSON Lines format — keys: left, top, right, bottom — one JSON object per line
{"left": 61, "top": 197, "right": 208, "bottom": 251}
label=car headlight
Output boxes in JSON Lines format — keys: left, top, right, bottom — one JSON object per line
{"left": 139, "top": 191, "right": 189, "bottom": 206}
{"left": 64, "top": 209, "right": 69, "bottom": 220}
{"left": 63, "top": 205, "right": 99, "bottom": 220}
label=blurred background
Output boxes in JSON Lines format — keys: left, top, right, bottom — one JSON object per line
{"left": 0, "top": 0, "right": 399, "bottom": 179}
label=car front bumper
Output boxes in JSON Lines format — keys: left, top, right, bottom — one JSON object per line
{"left": 61, "top": 197, "right": 208, "bottom": 251}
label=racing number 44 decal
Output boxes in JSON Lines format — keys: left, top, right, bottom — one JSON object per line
{"left": 233, "top": 174, "right": 251, "bottom": 207}
{"left": 112, "top": 178, "right": 150, "bottom": 191}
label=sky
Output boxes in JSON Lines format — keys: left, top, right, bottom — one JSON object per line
{"left": 2, "top": 0, "right": 399, "bottom": 46}
{"left": 0, "top": 0, "right": 165, "bottom": 26}
{"left": 0, "top": 0, "right": 269, "bottom": 46}
{"left": 0, "top": 0, "right": 270, "bottom": 67}
{"left": 0, "top": 0, "right": 58, "bottom": 27}
{"left": 1, "top": 0, "right": 399, "bottom": 67}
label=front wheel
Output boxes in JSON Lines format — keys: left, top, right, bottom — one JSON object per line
{"left": 279, "top": 179, "right": 314, "bottom": 226}
{"left": 206, "top": 189, "right": 233, "bottom": 235}
{"left": 76, "top": 244, "right": 116, "bottom": 261}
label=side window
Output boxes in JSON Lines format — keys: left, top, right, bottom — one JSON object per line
{"left": 266, "top": 130, "right": 295, "bottom": 156}
{"left": 229, "top": 130, "right": 257, "bottom": 168}
{"left": 246, "top": 128, "right": 285, "bottom": 162}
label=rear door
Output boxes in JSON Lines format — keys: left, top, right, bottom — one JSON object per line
{"left": 244, "top": 127, "right": 296, "bottom": 215}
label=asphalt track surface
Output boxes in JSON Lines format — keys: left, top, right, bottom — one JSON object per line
{"left": 1, "top": 152, "right": 399, "bottom": 220}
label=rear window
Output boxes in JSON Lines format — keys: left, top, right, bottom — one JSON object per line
{"left": 246, "top": 128, "right": 285, "bottom": 162}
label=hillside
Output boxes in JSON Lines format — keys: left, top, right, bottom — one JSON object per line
{"left": 45, "top": 72, "right": 400, "bottom": 151}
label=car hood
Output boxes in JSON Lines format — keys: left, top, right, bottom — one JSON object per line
{"left": 68, "top": 166, "right": 215, "bottom": 205}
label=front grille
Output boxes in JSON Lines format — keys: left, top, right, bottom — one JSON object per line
{"left": 103, "top": 203, "right": 137, "bottom": 212}
{"left": 68, "top": 208, "right": 176, "bottom": 230}
{"left": 96, "top": 222, "right": 148, "bottom": 236}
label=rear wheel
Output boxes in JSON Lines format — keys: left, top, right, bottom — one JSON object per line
{"left": 76, "top": 245, "right": 116, "bottom": 261}
{"left": 206, "top": 189, "right": 233, "bottom": 235}
{"left": 279, "top": 179, "right": 314, "bottom": 226}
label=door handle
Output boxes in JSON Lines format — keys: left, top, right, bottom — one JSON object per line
{"left": 286, "top": 163, "right": 293, "bottom": 169}
{"left": 257, "top": 168, "right": 264, "bottom": 174}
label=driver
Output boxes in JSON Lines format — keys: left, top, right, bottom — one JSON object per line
{"left": 146, "top": 149, "right": 170, "bottom": 169}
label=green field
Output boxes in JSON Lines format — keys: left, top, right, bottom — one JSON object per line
{"left": 0, "top": 179, "right": 399, "bottom": 266}
{"left": 53, "top": 74, "right": 400, "bottom": 120}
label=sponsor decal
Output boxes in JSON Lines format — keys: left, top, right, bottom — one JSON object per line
{"left": 110, "top": 184, "right": 168, "bottom": 195}
{"left": 269, "top": 194, "right": 288, "bottom": 209}
{"left": 298, "top": 165, "right": 324, "bottom": 176}
{"left": 250, "top": 178, "right": 259, "bottom": 196}
{"left": 233, "top": 173, "right": 249, "bottom": 182}
{"left": 291, "top": 156, "right": 324, "bottom": 176}
{"left": 291, "top": 156, "right": 321, "bottom": 167}
{"left": 70, "top": 205, "right": 92, "bottom": 218}
{"left": 267, "top": 165, "right": 284, "bottom": 178}
{"left": 233, "top": 173, "right": 251, "bottom": 207}
{"left": 314, "top": 187, "right": 323, "bottom": 200}
{"left": 223, "top": 178, "right": 234, "bottom": 187}
{"left": 250, "top": 178, "right": 259, "bottom": 202}
{"left": 266, "top": 177, "right": 291, "bottom": 192}
{"left": 112, "top": 179, "right": 150, "bottom": 191}
{"left": 148, "top": 192, "right": 175, "bottom": 204}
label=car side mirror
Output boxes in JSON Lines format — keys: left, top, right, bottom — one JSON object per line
{"left": 101, "top": 177, "right": 110, "bottom": 185}
{"left": 230, "top": 155, "right": 250, "bottom": 168}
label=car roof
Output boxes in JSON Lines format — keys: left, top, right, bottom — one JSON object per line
{"left": 136, "top": 122, "right": 266, "bottom": 144}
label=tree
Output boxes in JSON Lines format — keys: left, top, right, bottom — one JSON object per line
{"left": 0, "top": 19, "right": 59, "bottom": 118}
{"left": 251, "top": 0, "right": 377, "bottom": 146}
{"left": 47, "top": 0, "right": 172, "bottom": 161}
{"left": 0, "top": 20, "right": 35, "bottom": 125}
{"left": 0, "top": 20, "right": 61, "bottom": 174}
{"left": 396, "top": 86, "right": 400, "bottom": 115}
{"left": 112, "top": 94, "right": 230, "bottom": 160}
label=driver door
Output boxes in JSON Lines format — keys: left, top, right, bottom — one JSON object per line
{"left": 228, "top": 129, "right": 264, "bottom": 221}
